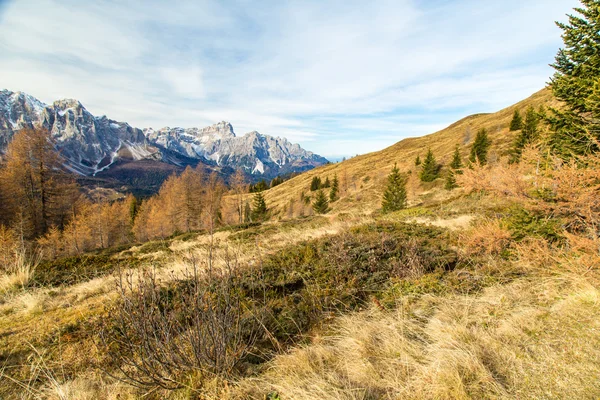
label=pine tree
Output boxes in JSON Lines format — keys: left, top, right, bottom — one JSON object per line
{"left": 419, "top": 148, "right": 439, "bottom": 182}
{"left": 251, "top": 192, "right": 268, "bottom": 221}
{"left": 450, "top": 144, "right": 463, "bottom": 170}
{"left": 549, "top": 1, "right": 600, "bottom": 156}
{"left": 509, "top": 109, "right": 523, "bottom": 131}
{"left": 312, "top": 189, "right": 329, "bottom": 214}
{"left": 445, "top": 144, "right": 463, "bottom": 190}
{"left": 382, "top": 163, "right": 407, "bottom": 213}
{"left": 323, "top": 177, "right": 331, "bottom": 188}
{"left": 329, "top": 174, "right": 339, "bottom": 202}
{"left": 310, "top": 176, "right": 322, "bottom": 191}
{"left": 469, "top": 128, "right": 491, "bottom": 165}
{"left": 510, "top": 107, "right": 540, "bottom": 163}
{"left": 415, "top": 155, "right": 421, "bottom": 166}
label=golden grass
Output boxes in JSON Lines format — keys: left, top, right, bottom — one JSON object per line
{"left": 224, "top": 88, "right": 557, "bottom": 220}
{"left": 237, "top": 273, "right": 600, "bottom": 399}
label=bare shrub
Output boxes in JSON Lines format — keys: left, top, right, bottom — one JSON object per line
{"left": 101, "top": 251, "right": 259, "bottom": 390}
{"left": 459, "top": 218, "right": 512, "bottom": 257}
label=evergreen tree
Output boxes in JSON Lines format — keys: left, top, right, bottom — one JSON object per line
{"left": 323, "top": 177, "right": 331, "bottom": 188}
{"left": 329, "top": 174, "right": 339, "bottom": 202}
{"left": 419, "top": 148, "right": 439, "bottom": 182}
{"left": 445, "top": 144, "right": 463, "bottom": 190}
{"left": 249, "top": 179, "right": 268, "bottom": 193}
{"left": 469, "top": 128, "right": 491, "bottom": 165}
{"left": 549, "top": 0, "right": 600, "bottom": 156}
{"left": 251, "top": 192, "right": 268, "bottom": 221}
{"left": 312, "top": 189, "right": 329, "bottom": 214}
{"left": 381, "top": 163, "right": 407, "bottom": 213}
{"left": 509, "top": 107, "right": 540, "bottom": 163}
{"left": 509, "top": 109, "right": 523, "bottom": 131}
{"left": 450, "top": 144, "right": 463, "bottom": 170}
{"left": 310, "top": 176, "right": 322, "bottom": 191}
{"left": 415, "top": 155, "right": 421, "bottom": 166}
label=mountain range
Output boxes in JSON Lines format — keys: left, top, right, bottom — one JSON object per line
{"left": 0, "top": 89, "right": 327, "bottom": 194}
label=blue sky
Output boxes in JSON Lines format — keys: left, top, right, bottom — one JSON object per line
{"left": 0, "top": 0, "right": 579, "bottom": 159}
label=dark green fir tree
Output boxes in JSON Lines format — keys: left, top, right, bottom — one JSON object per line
{"left": 329, "top": 174, "right": 339, "bottom": 202}
{"left": 251, "top": 191, "right": 268, "bottom": 221}
{"left": 509, "top": 109, "right": 523, "bottom": 131}
{"left": 419, "top": 148, "right": 439, "bottom": 182}
{"left": 469, "top": 128, "right": 491, "bottom": 165}
{"left": 312, "top": 189, "right": 329, "bottom": 214}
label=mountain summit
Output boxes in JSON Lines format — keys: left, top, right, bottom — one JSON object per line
{"left": 0, "top": 89, "right": 328, "bottom": 181}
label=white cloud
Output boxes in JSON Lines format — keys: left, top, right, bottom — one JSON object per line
{"left": 0, "top": 0, "right": 581, "bottom": 157}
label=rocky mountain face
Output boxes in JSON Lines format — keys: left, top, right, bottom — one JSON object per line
{"left": 0, "top": 90, "right": 328, "bottom": 185}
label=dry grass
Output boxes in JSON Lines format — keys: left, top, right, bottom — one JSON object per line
{"left": 236, "top": 273, "right": 600, "bottom": 399}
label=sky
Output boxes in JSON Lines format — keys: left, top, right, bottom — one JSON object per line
{"left": 0, "top": 0, "right": 580, "bottom": 160}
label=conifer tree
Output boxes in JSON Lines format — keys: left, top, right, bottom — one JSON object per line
{"left": 509, "top": 107, "right": 540, "bottom": 163}
{"left": 323, "top": 177, "right": 331, "bottom": 188}
{"left": 419, "top": 148, "right": 439, "bottom": 182}
{"left": 415, "top": 155, "right": 421, "bottom": 166}
{"left": 310, "top": 176, "right": 322, "bottom": 191}
{"left": 509, "top": 109, "right": 523, "bottom": 131}
{"left": 251, "top": 191, "right": 268, "bottom": 221}
{"left": 445, "top": 144, "right": 463, "bottom": 190}
{"left": 312, "top": 189, "right": 329, "bottom": 214}
{"left": 329, "top": 174, "right": 339, "bottom": 202}
{"left": 382, "top": 163, "right": 407, "bottom": 212}
{"left": 469, "top": 128, "right": 491, "bottom": 165}
{"left": 549, "top": 0, "right": 600, "bottom": 156}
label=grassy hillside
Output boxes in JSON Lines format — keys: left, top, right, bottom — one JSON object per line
{"left": 254, "top": 88, "right": 557, "bottom": 217}
{"left": 3, "top": 88, "right": 599, "bottom": 400}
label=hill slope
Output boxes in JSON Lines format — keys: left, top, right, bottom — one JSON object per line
{"left": 256, "top": 88, "right": 558, "bottom": 217}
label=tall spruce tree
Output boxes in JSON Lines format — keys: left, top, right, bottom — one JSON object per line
{"left": 469, "top": 128, "right": 491, "bottom": 165}
{"left": 251, "top": 192, "right": 268, "bottom": 221}
{"left": 382, "top": 163, "right": 407, "bottom": 212}
{"left": 419, "top": 148, "right": 439, "bottom": 182}
{"left": 509, "top": 110, "right": 523, "bottom": 131}
{"left": 329, "top": 174, "right": 339, "bottom": 202}
{"left": 549, "top": 0, "right": 600, "bottom": 156}
{"left": 312, "top": 189, "right": 329, "bottom": 214}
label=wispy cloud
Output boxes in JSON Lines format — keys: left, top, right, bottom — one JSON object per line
{"left": 0, "top": 0, "right": 579, "bottom": 158}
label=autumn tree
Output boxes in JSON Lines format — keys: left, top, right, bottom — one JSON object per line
{"left": 0, "top": 128, "right": 78, "bottom": 238}
{"left": 231, "top": 169, "right": 247, "bottom": 224}
{"left": 382, "top": 163, "right": 407, "bottom": 212}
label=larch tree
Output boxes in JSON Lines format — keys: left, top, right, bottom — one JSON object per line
{"left": 382, "top": 163, "right": 407, "bottom": 212}
{"left": 231, "top": 168, "right": 247, "bottom": 224}
{"left": 0, "top": 128, "right": 76, "bottom": 238}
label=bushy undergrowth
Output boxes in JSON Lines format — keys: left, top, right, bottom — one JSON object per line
{"left": 101, "top": 221, "right": 458, "bottom": 390}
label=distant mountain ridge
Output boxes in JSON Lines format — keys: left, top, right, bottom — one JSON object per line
{"left": 0, "top": 89, "right": 328, "bottom": 182}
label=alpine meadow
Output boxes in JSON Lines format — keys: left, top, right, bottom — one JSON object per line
{"left": 1, "top": 1, "right": 600, "bottom": 399}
